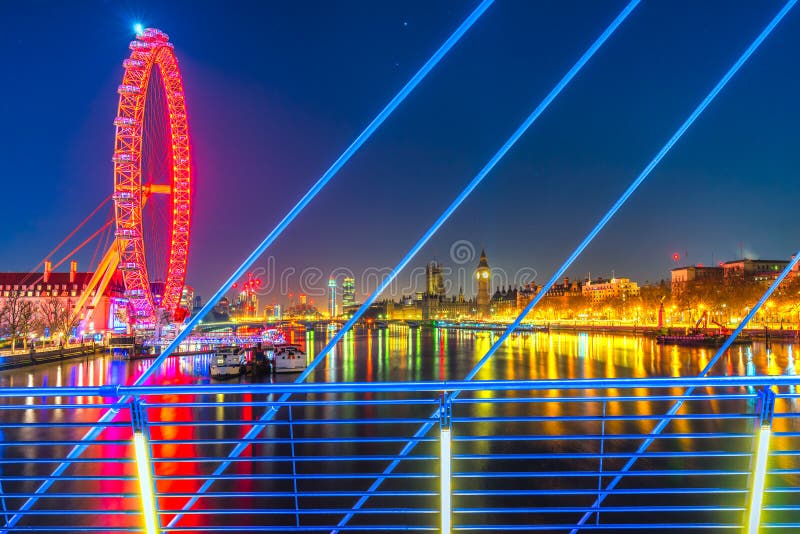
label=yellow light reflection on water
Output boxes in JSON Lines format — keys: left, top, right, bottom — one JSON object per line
{"left": 306, "top": 330, "right": 315, "bottom": 363}
{"left": 767, "top": 348, "right": 781, "bottom": 376}
{"left": 697, "top": 349, "right": 709, "bottom": 373}
{"left": 344, "top": 329, "right": 354, "bottom": 383}
{"left": 384, "top": 329, "right": 391, "bottom": 373}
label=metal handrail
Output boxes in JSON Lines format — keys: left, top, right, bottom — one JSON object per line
{"left": 1, "top": 375, "right": 798, "bottom": 533}
{"left": 1, "top": 375, "right": 799, "bottom": 398}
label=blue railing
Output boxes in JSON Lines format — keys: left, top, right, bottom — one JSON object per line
{"left": 0, "top": 376, "right": 798, "bottom": 532}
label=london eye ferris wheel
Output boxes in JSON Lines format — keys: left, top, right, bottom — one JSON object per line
{"left": 112, "top": 27, "right": 192, "bottom": 324}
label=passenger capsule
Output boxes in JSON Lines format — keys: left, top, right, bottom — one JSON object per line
{"left": 117, "top": 84, "right": 141, "bottom": 95}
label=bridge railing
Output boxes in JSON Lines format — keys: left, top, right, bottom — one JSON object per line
{"left": 0, "top": 376, "right": 798, "bottom": 533}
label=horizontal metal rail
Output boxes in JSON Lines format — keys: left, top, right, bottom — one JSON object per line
{"left": 1, "top": 375, "right": 799, "bottom": 396}
{"left": 0, "top": 376, "right": 798, "bottom": 532}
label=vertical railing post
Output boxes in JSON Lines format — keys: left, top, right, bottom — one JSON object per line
{"left": 131, "top": 398, "right": 160, "bottom": 534}
{"left": 0, "top": 425, "right": 7, "bottom": 526}
{"left": 596, "top": 399, "right": 607, "bottom": 526}
{"left": 439, "top": 393, "right": 453, "bottom": 534}
{"left": 288, "top": 404, "right": 301, "bottom": 528}
{"left": 747, "top": 386, "right": 775, "bottom": 533}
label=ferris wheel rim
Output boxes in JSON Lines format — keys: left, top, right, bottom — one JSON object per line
{"left": 112, "top": 27, "right": 191, "bottom": 323}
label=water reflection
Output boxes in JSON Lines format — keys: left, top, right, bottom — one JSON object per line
{"left": 1, "top": 327, "right": 797, "bottom": 531}
{"left": 2, "top": 328, "right": 796, "bottom": 390}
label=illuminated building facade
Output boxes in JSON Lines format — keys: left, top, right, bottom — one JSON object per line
{"left": 490, "top": 286, "right": 518, "bottom": 317}
{"left": 343, "top": 277, "right": 356, "bottom": 308}
{"left": 264, "top": 304, "right": 282, "bottom": 320}
{"left": 425, "top": 261, "right": 446, "bottom": 299}
{"left": 582, "top": 276, "right": 640, "bottom": 303}
{"left": 179, "top": 286, "right": 194, "bottom": 312}
{"left": 0, "top": 263, "right": 126, "bottom": 336}
{"left": 192, "top": 295, "right": 202, "bottom": 315}
{"left": 387, "top": 296, "right": 422, "bottom": 320}
{"left": 476, "top": 248, "right": 491, "bottom": 317}
{"left": 328, "top": 277, "right": 337, "bottom": 318}
{"left": 671, "top": 265, "right": 723, "bottom": 295}
{"left": 418, "top": 260, "right": 474, "bottom": 320}
{"left": 421, "top": 291, "right": 471, "bottom": 321}
{"left": 517, "top": 278, "right": 584, "bottom": 310}
{"left": 235, "top": 290, "right": 258, "bottom": 318}
{"left": 722, "top": 259, "right": 791, "bottom": 284}
{"left": 284, "top": 301, "right": 322, "bottom": 320}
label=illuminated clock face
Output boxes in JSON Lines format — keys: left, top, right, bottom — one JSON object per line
{"left": 482, "top": 271, "right": 489, "bottom": 279}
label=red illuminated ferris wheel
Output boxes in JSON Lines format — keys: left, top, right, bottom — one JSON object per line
{"left": 112, "top": 28, "right": 191, "bottom": 322}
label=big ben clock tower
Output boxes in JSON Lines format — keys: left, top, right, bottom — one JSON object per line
{"left": 476, "top": 248, "right": 490, "bottom": 317}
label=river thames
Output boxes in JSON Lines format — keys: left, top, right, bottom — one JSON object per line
{"left": 1, "top": 326, "right": 794, "bottom": 389}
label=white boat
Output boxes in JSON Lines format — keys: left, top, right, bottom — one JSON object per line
{"left": 211, "top": 346, "right": 247, "bottom": 379}
{"left": 271, "top": 344, "right": 307, "bottom": 373}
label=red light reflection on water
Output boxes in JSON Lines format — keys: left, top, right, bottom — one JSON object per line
{"left": 149, "top": 399, "right": 203, "bottom": 528}
{"left": 3, "top": 330, "right": 800, "bottom": 531}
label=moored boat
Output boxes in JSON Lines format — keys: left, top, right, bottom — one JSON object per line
{"left": 656, "top": 333, "right": 752, "bottom": 347}
{"left": 210, "top": 346, "right": 247, "bottom": 379}
{"left": 271, "top": 344, "right": 307, "bottom": 373}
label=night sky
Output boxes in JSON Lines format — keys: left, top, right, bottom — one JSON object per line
{"left": 2, "top": 0, "right": 799, "bottom": 305}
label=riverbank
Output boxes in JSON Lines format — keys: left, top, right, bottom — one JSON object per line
{"left": 547, "top": 322, "right": 798, "bottom": 340}
{"left": 127, "top": 348, "right": 212, "bottom": 360}
{"left": 0, "top": 344, "right": 102, "bottom": 371}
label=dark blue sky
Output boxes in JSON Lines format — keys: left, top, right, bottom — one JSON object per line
{"left": 2, "top": 1, "right": 799, "bottom": 304}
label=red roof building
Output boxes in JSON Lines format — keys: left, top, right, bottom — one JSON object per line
{"left": 0, "top": 263, "right": 126, "bottom": 336}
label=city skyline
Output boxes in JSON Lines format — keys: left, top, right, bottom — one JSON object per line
{"left": 2, "top": 1, "right": 800, "bottom": 302}
{"left": 245, "top": 244, "right": 788, "bottom": 310}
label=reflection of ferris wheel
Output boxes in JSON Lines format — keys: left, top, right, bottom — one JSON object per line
{"left": 112, "top": 28, "right": 191, "bottom": 322}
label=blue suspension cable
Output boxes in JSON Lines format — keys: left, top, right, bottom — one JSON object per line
{"left": 573, "top": 251, "right": 800, "bottom": 531}
{"left": 338, "top": 1, "right": 797, "bottom": 531}
{"left": 164, "top": 0, "right": 641, "bottom": 528}
{"left": 134, "top": 0, "right": 494, "bottom": 388}
{"left": 507, "top": 4, "right": 797, "bottom": 530}
{"left": 302, "top": 0, "right": 641, "bottom": 396}
{"left": 464, "top": 0, "right": 797, "bottom": 387}
{"left": 571, "top": 1, "right": 800, "bottom": 528}
{"left": 571, "top": 262, "right": 800, "bottom": 534}
{"left": 333, "top": 2, "right": 643, "bottom": 530}
{"left": 1, "top": 4, "right": 492, "bottom": 531}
